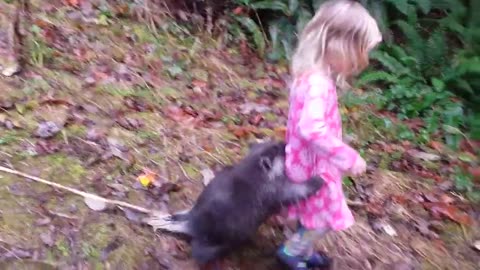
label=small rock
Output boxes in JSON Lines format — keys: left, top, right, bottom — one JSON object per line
{"left": 1, "top": 63, "right": 21, "bottom": 77}
{"left": 473, "top": 240, "right": 480, "bottom": 251}
{"left": 40, "top": 231, "right": 55, "bottom": 247}
{"left": 84, "top": 197, "right": 107, "bottom": 211}
{"left": 201, "top": 168, "right": 215, "bottom": 186}
{"left": 35, "top": 121, "right": 61, "bottom": 138}
{"left": 35, "top": 217, "right": 52, "bottom": 226}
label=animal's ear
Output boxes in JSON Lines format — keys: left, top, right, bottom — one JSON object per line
{"left": 259, "top": 156, "right": 273, "bottom": 173}
{"left": 248, "top": 142, "right": 259, "bottom": 150}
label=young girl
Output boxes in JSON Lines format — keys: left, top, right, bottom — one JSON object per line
{"left": 276, "top": 1, "right": 382, "bottom": 269}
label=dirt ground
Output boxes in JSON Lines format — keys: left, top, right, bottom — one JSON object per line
{"left": 0, "top": 1, "right": 479, "bottom": 270}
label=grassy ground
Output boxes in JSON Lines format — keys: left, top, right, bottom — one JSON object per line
{"left": 0, "top": 2, "right": 479, "bottom": 269}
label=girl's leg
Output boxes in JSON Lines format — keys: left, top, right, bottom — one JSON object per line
{"left": 277, "top": 225, "right": 331, "bottom": 269}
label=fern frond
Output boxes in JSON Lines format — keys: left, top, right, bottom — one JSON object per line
{"left": 370, "top": 50, "right": 408, "bottom": 74}
{"left": 388, "top": 44, "right": 408, "bottom": 61}
{"left": 368, "top": 0, "right": 390, "bottom": 40}
{"left": 249, "top": 1, "right": 289, "bottom": 14}
{"left": 422, "top": 29, "right": 448, "bottom": 75}
{"left": 414, "top": 0, "right": 432, "bottom": 14}
{"left": 386, "top": 0, "right": 410, "bottom": 15}
{"left": 394, "top": 20, "right": 425, "bottom": 62}
{"left": 356, "top": 71, "right": 398, "bottom": 86}
{"left": 431, "top": 0, "right": 466, "bottom": 16}
{"left": 234, "top": 16, "right": 266, "bottom": 56}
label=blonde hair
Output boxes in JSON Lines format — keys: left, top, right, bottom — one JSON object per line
{"left": 291, "top": 0, "right": 382, "bottom": 88}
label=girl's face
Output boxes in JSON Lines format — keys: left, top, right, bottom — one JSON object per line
{"left": 327, "top": 39, "right": 381, "bottom": 77}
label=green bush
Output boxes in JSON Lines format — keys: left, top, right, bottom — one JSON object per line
{"left": 228, "top": 0, "right": 480, "bottom": 146}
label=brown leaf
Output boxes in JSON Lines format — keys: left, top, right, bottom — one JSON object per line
{"left": 158, "top": 182, "right": 181, "bottom": 194}
{"left": 468, "top": 167, "right": 480, "bottom": 181}
{"left": 429, "top": 141, "right": 444, "bottom": 152}
{"left": 249, "top": 114, "right": 263, "bottom": 126}
{"left": 100, "top": 237, "right": 123, "bottom": 261}
{"left": 192, "top": 79, "right": 208, "bottom": 89}
{"left": 123, "top": 97, "right": 154, "bottom": 112}
{"left": 63, "top": 0, "right": 81, "bottom": 7}
{"left": 233, "top": 6, "right": 244, "bottom": 15}
{"left": 116, "top": 117, "right": 143, "bottom": 131}
{"left": 423, "top": 202, "right": 473, "bottom": 225}
{"left": 39, "top": 98, "right": 74, "bottom": 107}
{"left": 35, "top": 140, "right": 61, "bottom": 155}
{"left": 228, "top": 125, "right": 257, "bottom": 139}
{"left": 274, "top": 126, "right": 287, "bottom": 139}
{"left": 0, "top": 99, "right": 14, "bottom": 110}
{"left": 164, "top": 105, "right": 195, "bottom": 123}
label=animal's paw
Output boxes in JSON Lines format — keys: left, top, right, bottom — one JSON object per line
{"left": 308, "top": 176, "right": 325, "bottom": 191}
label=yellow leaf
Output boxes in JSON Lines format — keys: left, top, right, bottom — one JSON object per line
{"left": 137, "top": 171, "right": 156, "bottom": 187}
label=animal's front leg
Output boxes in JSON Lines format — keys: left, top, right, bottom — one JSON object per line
{"left": 192, "top": 239, "right": 228, "bottom": 266}
{"left": 279, "top": 176, "right": 324, "bottom": 205}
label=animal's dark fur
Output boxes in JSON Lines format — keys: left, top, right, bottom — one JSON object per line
{"left": 158, "top": 140, "right": 324, "bottom": 265}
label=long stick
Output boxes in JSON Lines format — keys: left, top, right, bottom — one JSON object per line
{"left": 0, "top": 165, "right": 153, "bottom": 214}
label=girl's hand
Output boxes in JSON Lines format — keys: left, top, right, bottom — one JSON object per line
{"left": 350, "top": 156, "right": 367, "bottom": 176}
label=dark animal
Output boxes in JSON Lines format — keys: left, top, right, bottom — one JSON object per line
{"left": 148, "top": 140, "right": 324, "bottom": 266}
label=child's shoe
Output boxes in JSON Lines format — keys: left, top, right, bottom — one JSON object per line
{"left": 306, "top": 252, "right": 332, "bottom": 268}
{"left": 276, "top": 246, "right": 309, "bottom": 270}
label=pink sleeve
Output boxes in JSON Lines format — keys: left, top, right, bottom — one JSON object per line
{"left": 296, "top": 77, "right": 359, "bottom": 173}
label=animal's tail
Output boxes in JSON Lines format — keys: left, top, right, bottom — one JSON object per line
{"left": 145, "top": 208, "right": 192, "bottom": 235}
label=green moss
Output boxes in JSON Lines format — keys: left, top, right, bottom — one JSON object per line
{"left": 183, "top": 163, "right": 199, "bottom": 179}
{"left": 0, "top": 130, "right": 21, "bottom": 145}
{"left": 67, "top": 124, "right": 87, "bottom": 137}
{"left": 132, "top": 24, "right": 157, "bottom": 44}
{"left": 55, "top": 238, "right": 70, "bottom": 257}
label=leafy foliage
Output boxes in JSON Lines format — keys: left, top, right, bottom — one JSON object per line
{"left": 229, "top": 0, "right": 479, "bottom": 145}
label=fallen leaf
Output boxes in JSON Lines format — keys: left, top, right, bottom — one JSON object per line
{"left": 35, "top": 140, "right": 61, "bottom": 155}
{"left": 233, "top": 6, "right": 244, "bottom": 15}
{"left": 137, "top": 169, "right": 157, "bottom": 188}
{"left": 116, "top": 117, "right": 143, "bottom": 130}
{"left": 469, "top": 167, "right": 480, "bottom": 181}
{"left": 228, "top": 125, "right": 258, "bottom": 139}
{"left": 164, "top": 105, "right": 196, "bottom": 123}
{"left": 2, "top": 248, "right": 32, "bottom": 259}
{"left": 407, "top": 149, "right": 441, "bottom": 162}
{"left": 201, "top": 168, "right": 215, "bottom": 186}
{"left": 107, "top": 183, "right": 129, "bottom": 193}
{"left": 39, "top": 98, "right": 74, "bottom": 107}
{"left": 429, "top": 141, "right": 444, "bottom": 151}
{"left": 35, "top": 121, "right": 61, "bottom": 138}
{"left": 389, "top": 261, "right": 415, "bottom": 270}
{"left": 123, "top": 97, "right": 154, "bottom": 112}
{"left": 239, "top": 102, "right": 270, "bottom": 114}
{"left": 40, "top": 231, "right": 55, "bottom": 247}
{"left": 424, "top": 202, "right": 472, "bottom": 225}
{"left": 158, "top": 182, "right": 181, "bottom": 194}
{"left": 458, "top": 152, "right": 476, "bottom": 163}
{"left": 100, "top": 237, "right": 123, "bottom": 261}
{"left": 274, "top": 126, "right": 287, "bottom": 139}
{"left": 415, "top": 219, "right": 439, "bottom": 239}
{"left": 84, "top": 197, "right": 107, "bottom": 211}
{"left": 370, "top": 219, "right": 397, "bottom": 236}
{"left": 0, "top": 99, "right": 14, "bottom": 110}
